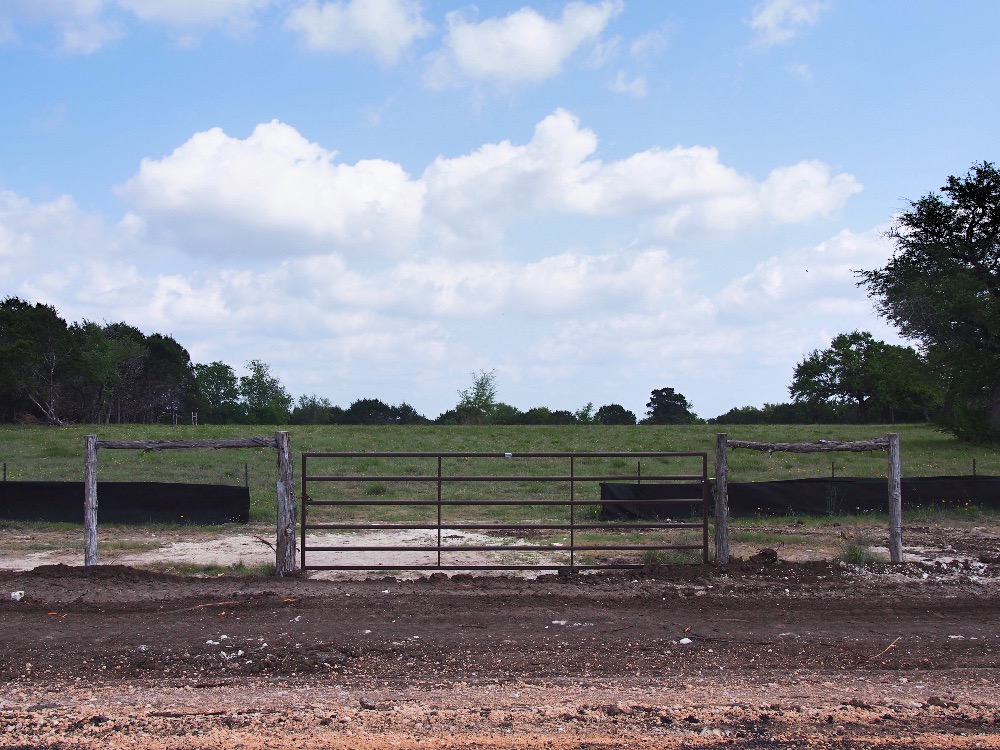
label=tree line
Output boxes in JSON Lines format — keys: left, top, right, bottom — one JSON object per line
{"left": 0, "top": 294, "right": 971, "bottom": 431}
{"left": 0, "top": 303, "right": 693, "bottom": 427}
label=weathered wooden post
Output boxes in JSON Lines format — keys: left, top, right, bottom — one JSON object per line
{"left": 84, "top": 434, "right": 98, "bottom": 566}
{"left": 714, "top": 433, "right": 730, "bottom": 564}
{"left": 275, "top": 430, "right": 296, "bottom": 576}
{"left": 887, "top": 432, "right": 903, "bottom": 563}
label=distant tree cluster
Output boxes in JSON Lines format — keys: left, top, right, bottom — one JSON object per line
{"left": 0, "top": 307, "right": 656, "bottom": 427}
{"left": 288, "top": 370, "right": 644, "bottom": 426}
{"left": 710, "top": 331, "right": 939, "bottom": 426}
{"left": 0, "top": 298, "right": 197, "bottom": 425}
{"left": 193, "top": 360, "right": 292, "bottom": 425}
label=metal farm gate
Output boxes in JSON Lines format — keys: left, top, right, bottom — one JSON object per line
{"left": 300, "top": 451, "right": 710, "bottom": 572}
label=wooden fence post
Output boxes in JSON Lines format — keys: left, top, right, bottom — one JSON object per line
{"left": 84, "top": 434, "right": 98, "bottom": 566}
{"left": 714, "top": 433, "right": 730, "bottom": 564}
{"left": 887, "top": 432, "right": 903, "bottom": 564}
{"left": 275, "top": 430, "right": 296, "bottom": 576}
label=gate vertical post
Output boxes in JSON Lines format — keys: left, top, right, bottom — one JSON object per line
{"left": 714, "top": 433, "right": 730, "bottom": 564}
{"left": 84, "top": 434, "right": 98, "bottom": 566}
{"left": 300, "top": 452, "right": 308, "bottom": 572}
{"left": 275, "top": 430, "right": 296, "bottom": 576}
{"left": 887, "top": 432, "right": 903, "bottom": 564}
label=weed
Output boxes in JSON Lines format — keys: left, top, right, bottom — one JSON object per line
{"left": 642, "top": 548, "right": 700, "bottom": 565}
{"left": 145, "top": 560, "right": 276, "bottom": 577}
{"left": 836, "top": 541, "right": 881, "bottom": 565}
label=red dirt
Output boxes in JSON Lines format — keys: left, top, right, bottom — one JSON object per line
{"left": 2, "top": 557, "right": 999, "bottom": 748}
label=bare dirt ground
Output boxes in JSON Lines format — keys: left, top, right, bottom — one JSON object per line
{"left": 2, "top": 522, "right": 1000, "bottom": 749}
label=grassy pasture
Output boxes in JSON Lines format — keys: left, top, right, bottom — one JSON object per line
{"left": 1, "top": 422, "right": 998, "bottom": 523}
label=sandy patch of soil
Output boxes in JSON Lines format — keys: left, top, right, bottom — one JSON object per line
{"left": 0, "top": 527, "right": 553, "bottom": 575}
{"left": 3, "top": 520, "right": 999, "bottom": 573}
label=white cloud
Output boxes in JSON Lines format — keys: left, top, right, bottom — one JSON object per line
{"left": 117, "top": 0, "right": 275, "bottom": 30}
{"left": 0, "top": 0, "right": 278, "bottom": 51}
{"left": 749, "top": 0, "right": 829, "bottom": 48}
{"left": 609, "top": 70, "right": 647, "bottom": 98}
{"left": 0, "top": 0, "right": 124, "bottom": 54}
{"left": 424, "top": 1, "right": 623, "bottom": 88}
{"left": 787, "top": 62, "right": 813, "bottom": 80}
{"left": 108, "top": 111, "right": 861, "bottom": 270}
{"left": 629, "top": 27, "right": 669, "bottom": 58}
{"left": 285, "top": 0, "right": 432, "bottom": 65}
{"left": 423, "top": 110, "right": 861, "bottom": 245}
{"left": 0, "top": 189, "right": 143, "bottom": 312}
{"left": 117, "top": 120, "right": 425, "bottom": 258}
{"left": 717, "top": 226, "right": 893, "bottom": 324}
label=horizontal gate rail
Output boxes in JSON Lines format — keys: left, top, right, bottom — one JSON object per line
{"left": 300, "top": 451, "right": 709, "bottom": 572}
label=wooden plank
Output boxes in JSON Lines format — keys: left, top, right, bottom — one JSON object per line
{"left": 95, "top": 437, "right": 278, "bottom": 451}
{"left": 727, "top": 438, "right": 890, "bottom": 454}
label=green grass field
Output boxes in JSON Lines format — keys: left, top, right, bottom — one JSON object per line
{"left": 2, "top": 422, "right": 998, "bottom": 523}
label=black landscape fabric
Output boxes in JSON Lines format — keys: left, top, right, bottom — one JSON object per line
{"left": 0, "top": 481, "right": 250, "bottom": 524}
{"left": 600, "top": 476, "right": 1000, "bottom": 520}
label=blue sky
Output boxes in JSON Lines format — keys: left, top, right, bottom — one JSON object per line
{"left": 1, "top": 0, "right": 998, "bottom": 420}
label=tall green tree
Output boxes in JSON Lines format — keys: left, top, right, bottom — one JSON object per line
{"left": 239, "top": 360, "right": 292, "bottom": 424}
{"left": 859, "top": 161, "right": 1000, "bottom": 438}
{"left": 344, "top": 398, "right": 396, "bottom": 425}
{"left": 789, "top": 331, "right": 938, "bottom": 422}
{"left": 194, "top": 362, "right": 244, "bottom": 424}
{"left": 450, "top": 369, "right": 499, "bottom": 424}
{"left": 641, "top": 387, "right": 696, "bottom": 425}
{"left": 595, "top": 403, "right": 637, "bottom": 425}
{"left": 0, "top": 297, "right": 76, "bottom": 424}
{"left": 67, "top": 321, "right": 146, "bottom": 423}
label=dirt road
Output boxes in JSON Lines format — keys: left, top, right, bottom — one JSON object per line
{"left": 2, "top": 556, "right": 999, "bottom": 749}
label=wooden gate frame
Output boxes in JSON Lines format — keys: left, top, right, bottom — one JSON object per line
{"left": 83, "top": 431, "right": 296, "bottom": 576}
{"left": 713, "top": 432, "right": 902, "bottom": 564}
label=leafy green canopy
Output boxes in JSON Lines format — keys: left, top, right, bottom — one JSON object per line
{"left": 789, "top": 331, "right": 938, "bottom": 423}
{"left": 642, "top": 387, "right": 697, "bottom": 425}
{"left": 859, "top": 161, "right": 1000, "bottom": 438}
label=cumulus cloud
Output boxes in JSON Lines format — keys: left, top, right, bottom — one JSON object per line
{"left": 749, "top": 0, "right": 829, "bottom": 48}
{"left": 117, "top": 120, "right": 425, "bottom": 258}
{"left": 109, "top": 111, "right": 861, "bottom": 264}
{"left": 285, "top": 0, "right": 432, "bottom": 65}
{"left": 424, "top": 1, "right": 623, "bottom": 88}
{"left": 423, "top": 109, "right": 861, "bottom": 245}
{"left": 717, "top": 226, "right": 893, "bottom": 324}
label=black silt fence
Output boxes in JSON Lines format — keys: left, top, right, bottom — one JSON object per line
{"left": 0, "top": 481, "right": 250, "bottom": 524}
{"left": 600, "top": 476, "right": 1000, "bottom": 520}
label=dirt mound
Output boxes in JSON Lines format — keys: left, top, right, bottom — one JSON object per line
{"left": 24, "top": 563, "right": 182, "bottom": 582}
